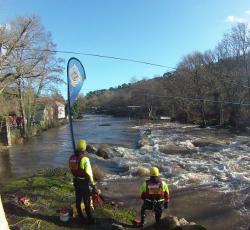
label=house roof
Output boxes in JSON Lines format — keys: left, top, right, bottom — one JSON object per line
{"left": 55, "top": 101, "right": 65, "bottom": 107}
{"left": 36, "top": 97, "right": 65, "bottom": 107}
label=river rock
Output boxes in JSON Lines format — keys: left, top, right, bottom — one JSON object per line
{"left": 244, "top": 196, "right": 250, "bottom": 210}
{"left": 117, "top": 164, "right": 130, "bottom": 174}
{"left": 152, "top": 216, "right": 179, "bottom": 229}
{"left": 86, "top": 144, "right": 97, "bottom": 154}
{"left": 96, "top": 147, "right": 110, "bottom": 159}
{"left": 111, "top": 223, "right": 125, "bottom": 230}
{"left": 159, "top": 144, "right": 192, "bottom": 155}
{"left": 158, "top": 216, "right": 207, "bottom": 230}
{"left": 139, "top": 136, "right": 151, "bottom": 147}
{"left": 172, "top": 164, "right": 187, "bottom": 174}
{"left": 172, "top": 216, "right": 180, "bottom": 226}
{"left": 94, "top": 145, "right": 120, "bottom": 159}
{"left": 134, "top": 167, "right": 150, "bottom": 177}
{"left": 179, "top": 140, "right": 195, "bottom": 149}
{"left": 179, "top": 218, "right": 189, "bottom": 225}
{"left": 189, "top": 222, "right": 197, "bottom": 225}
{"left": 181, "top": 225, "right": 207, "bottom": 230}
{"left": 140, "top": 145, "right": 154, "bottom": 152}
{"left": 192, "top": 140, "right": 223, "bottom": 148}
{"left": 144, "top": 216, "right": 206, "bottom": 229}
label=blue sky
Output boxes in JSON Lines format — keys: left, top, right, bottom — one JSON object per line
{"left": 0, "top": 0, "right": 250, "bottom": 97}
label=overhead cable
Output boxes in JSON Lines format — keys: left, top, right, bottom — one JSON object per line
{"left": 16, "top": 48, "right": 250, "bottom": 89}
{"left": 18, "top": 48, "right": 174, "bottom": 69}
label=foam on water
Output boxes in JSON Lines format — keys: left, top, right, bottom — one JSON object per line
{"left": 105, "top": 122, "right": 250, "bottom": 199}
{"left": 102, "top": 121, "right": 250, "bottom": 221}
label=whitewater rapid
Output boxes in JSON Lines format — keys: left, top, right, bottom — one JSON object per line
{"left": 101, "top": 122, "right": 250, "bottom": 216}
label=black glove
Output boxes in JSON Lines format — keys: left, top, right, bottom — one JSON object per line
{"left": 90, "top": 184, "right": 98, "bottom": 194}
{"left": 164, "top": 202, "right": 168, "bottom": 209}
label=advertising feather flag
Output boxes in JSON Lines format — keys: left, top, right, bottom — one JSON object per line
{"left": 67, "top": 57, "right": 86, "bottom": 153}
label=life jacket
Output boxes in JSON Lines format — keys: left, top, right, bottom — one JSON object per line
{"left": 145, "top": 179, "right": 164, "bottom": 200}
{"left": 69, "top": 153, "right": 87, "bottom": 178}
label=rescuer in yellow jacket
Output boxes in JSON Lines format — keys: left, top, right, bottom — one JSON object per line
{"left": 139, "top": 167, "right": 169, "bottom": 227}
{"left": 69, "top": 139, "right": 96, "bottom": 225}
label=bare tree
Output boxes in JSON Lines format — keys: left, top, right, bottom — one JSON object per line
{"left": 204, "top": 23, "right": 250, "bottom": 126}
{"left": 0, "top": 16, "right": 64, "bottom": 136}
{"left": 176, "top": 52, "right": 211, "bottom": 126}
{"left": 85, "top": 23, "right": 250, "bottom": 128}
{"left": 228, "top": 23, "right": 250, "bottom": 101}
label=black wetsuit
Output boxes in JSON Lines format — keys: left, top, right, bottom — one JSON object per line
{"left": 73, "top": 177, "right": 93, "bottom": 221}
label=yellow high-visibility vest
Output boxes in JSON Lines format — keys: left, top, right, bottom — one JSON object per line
{"left": 79, "top": 156, "right": 94, "bottom": 184}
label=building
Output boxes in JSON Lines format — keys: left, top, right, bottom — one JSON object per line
{"left": 35, "top": 97, "right": 66, "bottom": 127}
{"left": 55, "top": 101, "right": 65, "bottom": 119}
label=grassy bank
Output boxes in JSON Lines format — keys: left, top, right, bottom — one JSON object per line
{"left": 1, "top": 168, "right": 207, "bottom": 230}
{"left": 1, "top": 168, "right": 136, "bottom": 229}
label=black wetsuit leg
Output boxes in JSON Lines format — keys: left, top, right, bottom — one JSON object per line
{"left": 73, "top": 177, "right": 92, "bottom": 221}
{"left": 154, "top": 201, "right": 164, "bottom": 223}
{"left": 140, "top": 200, "right": 153, "bottom": 224}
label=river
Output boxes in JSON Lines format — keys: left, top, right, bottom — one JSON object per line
{"left": 0, "top": 114, "right": 138, "bottom": 183}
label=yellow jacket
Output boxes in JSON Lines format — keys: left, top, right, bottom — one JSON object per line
{"left": 80, "top": 156, "right": 94, "bottom": 184}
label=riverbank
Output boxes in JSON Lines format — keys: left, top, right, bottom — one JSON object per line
{"left": 1, "top": 115, "right": 249, "bottom": 229}
{"left": 1, "top": 169, "right": 206, "bottom": 230}
{"left": 1, "top": 169, "right": 134, "bottom": 230}
{"left": 0, "top": 119, "right": 68, "bottom": 152}
{"left": 1, "top": 168, "right": 248, "bottom": 230}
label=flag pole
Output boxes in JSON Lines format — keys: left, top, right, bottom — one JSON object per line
{"left": 67, "top": 58, "right": 76, "bottom": 153}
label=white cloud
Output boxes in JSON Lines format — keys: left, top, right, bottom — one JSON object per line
{"left": 226, "top": 16, "right": 247, "bottom": 23}
{"left": 225, "top": 9, "right": 250, "bottom": 26}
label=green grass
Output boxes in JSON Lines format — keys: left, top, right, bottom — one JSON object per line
{"left": 2, "top": 168, "right": 136, "bottom": 230}
{"left": 2, "top": 168, "right": 206, "bottom": 230}
{"left": 4, "top": 179, "right": 28, "bottom": 192}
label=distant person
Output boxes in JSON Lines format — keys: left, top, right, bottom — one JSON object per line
{"left": 138, "top": 167, "right": 169, "bottom": 227}
{"left": 16, "top": 116, "right": 24, "bottom": 128}
{"left": 69, "top": 139, "right": 96, "bottom": 225}
{"left": 8, "top": 114, "right": 17, "bottom": 127}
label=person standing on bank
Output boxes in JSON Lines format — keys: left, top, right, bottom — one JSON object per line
{"left": 138, "top": 166, "right": 169, "bottom": 227}
{"left": 69, "top": 139, "right": 96, "bottom": 225}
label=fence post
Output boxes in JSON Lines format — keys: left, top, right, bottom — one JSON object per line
{"left": 7, "top": 123, "right": 11, "bottom": 146}
{"left": 0, "top": 120, "right": 11, "bottom": 146}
